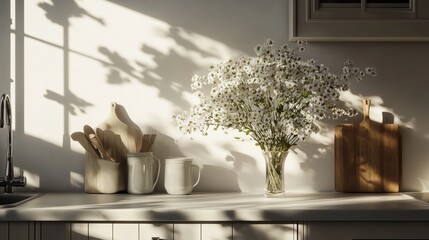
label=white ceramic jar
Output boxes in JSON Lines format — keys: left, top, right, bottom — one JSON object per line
{"left": 164, "top": 157, "right": 201, "bottom": 195}
{"left": 127, "top": 152, "right": 161, "bottom": 194}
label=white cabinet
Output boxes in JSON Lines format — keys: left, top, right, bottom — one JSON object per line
{"left": 202, "top": 223, "right": 232, "bottom": 240}
{"left": 233, "top": 223, "right": 298, "bottom": 240}
{"left": 308, "top": 221, "right": 429, "bottom": 240}
{"left": 12, "top": 221, "right": 429, "bottom": 239}
{"left": 174, "top": 224, "right": 200, "bottom": 240}
{"left": 113, "top": 224, "right": 138, "bottom": 240}
{"left": 88, "top": 223, "right": 112, "bottom": 240}
{"left": 6, "top": 221, "right": 426, "bottom": 240}
{"left": 0, "top": 222, "right": 39, "bottom": 240}
{"left": 71, "top": 223, "right": 88, "bottom": 240}
{"left": 40, "top": 222, "right": 70, "bottom": 240}
{"left": 0, "top": 222, "right": 303, "bottom": 240}
{"left": 0, "top": 222, "right": 8, "bottom": 240}
{"left": 140, "top": 223, "right": 173, "bottom": 240}
{"left": 9, "top": 222, "right": 35, "bottom": 240}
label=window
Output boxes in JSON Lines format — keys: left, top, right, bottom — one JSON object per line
{"left": 319, "top": 0, "right": 411, "bottom": 9}
{"left": 289, "top": 0, "right": 429, "bottom": 41}
{"left": 310, "top": 0, "right": 415, "bottom": 19}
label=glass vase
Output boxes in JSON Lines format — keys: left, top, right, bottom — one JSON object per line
{"left": 263, "top": 150, "right": 288, "bottom": 198}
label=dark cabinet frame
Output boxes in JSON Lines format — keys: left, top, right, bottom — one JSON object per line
{"left": 289, "top": 0, "right": 429, "bottom": 41}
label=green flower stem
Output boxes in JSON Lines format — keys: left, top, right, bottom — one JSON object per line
{"left": 264, "top": 150, "right": 288, "bottom": 197}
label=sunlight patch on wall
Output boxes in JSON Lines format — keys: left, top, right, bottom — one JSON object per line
{"left": 23, "top": 170, "right": 40, "bottom": 189}
{"left": 24, "top": 37, "right": 64, "bottom": 146}
{"left": 25, "top": 0, "right": 64, "bottom": 47}
{"left": 10, "top": 33, "right": 16, "bottom": 128}
{"left": 64, "top": 0, "right": 242, "bottom": 149}
{"left": 285, "top": 148, "right": 316, "bottom": 192}
{"left": 21, "top": 0, "right": 241, "bottom": 148}
{"left": 341, "top": 90, "right": 415, "bottom": 129}
{"left": 10, "top": 1, "right": 16, "bottom": 130}
{"left": 309, "top": 128, "right": 334, "bottom": 146}
{"left": 20, "top": 0, "right": 270, "bottom": 192}
{"left": 70, "top": 171, "right": 84, "bottom": 188}
{"left": 64, "top": 0, "right": 241, "bottom": 135}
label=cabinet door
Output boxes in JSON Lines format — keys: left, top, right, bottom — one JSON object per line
{"left": 89, "top": 223, "right": 112, "bottom": 240}
{"left": 308, "top": 221, "right": 429, "bottom": 240}
{"left": 140, "top": 223, "right": 173, "bottom": 240}
{"left": 40, "top": 222, "right": 70, "bottom": 240}
{"left": 233, "top": 223, "right": 297, "bottom": 240}
{"left": 0, "top": 222, "right": 8, "bottom": 240}
{"left": 113, "top": 223, "right": 139, "bottom": 240}
{"left": 174, "top": 224, "right": 200, "bottom": 240}
{"left": 9, "top": 222, "right": 30, "bottom": 240}
{"left": 71, "top": 223, "right": 88, "bottom": 240}
{"left": 201, "top": 223, "right": 232, "bottom": 240}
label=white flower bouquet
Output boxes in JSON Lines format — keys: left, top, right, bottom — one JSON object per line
{"left": 174, "top": 39, "right": 376, "bottom": 152}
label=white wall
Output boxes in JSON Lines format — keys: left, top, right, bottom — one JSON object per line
{"left": 1, "top": 0, "right": 428, "bottom": 193}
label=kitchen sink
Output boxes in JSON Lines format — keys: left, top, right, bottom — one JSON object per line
{"left": 0, "top": 193, "right": 41, "bottom": 208}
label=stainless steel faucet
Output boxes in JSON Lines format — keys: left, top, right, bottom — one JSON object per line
{"left": 0, "top": 93, "right": 26, "bottom": 193}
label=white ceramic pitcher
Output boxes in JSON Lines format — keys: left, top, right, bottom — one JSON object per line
{"left": 127, "top": 152, "right": 161, "bottom": 194}
{"left": 164, "top": 157, "right": 201, "bottom": 195}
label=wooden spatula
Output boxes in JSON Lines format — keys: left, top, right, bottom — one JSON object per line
{"left": 71, "top": 132, "right": 101, "bottom": 159}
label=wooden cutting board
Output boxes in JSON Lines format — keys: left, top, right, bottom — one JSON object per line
{"left": 335, "top": 99, "right": 401, "bottom": 192}
{"left": 96, "top": 102, "right": 143, "bottom": 156}
{"left": 95, "top": 102, "right": 143, "bottom": 192}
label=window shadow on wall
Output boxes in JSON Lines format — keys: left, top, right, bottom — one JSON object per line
{"left": 37, "top": 0, "right": 105, "bottom": 150}
{"left": 6, "top": 0, "right": 105, "bottom": 191}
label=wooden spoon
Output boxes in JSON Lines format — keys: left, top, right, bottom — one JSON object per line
{"left": 89, "top": 133, "right": 111, "bottom": 161}
{"left": 83, "top": 125, "right": 103, "bottom": 157}
{"left": 71, "top": 132, "right": 101, "bottom": 159}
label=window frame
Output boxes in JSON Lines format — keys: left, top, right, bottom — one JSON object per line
{"left": 289, "top": 0, "right": 429, "bottom": 42}
{"left": 311, "top": 0, "right": 416, "bottom": 19}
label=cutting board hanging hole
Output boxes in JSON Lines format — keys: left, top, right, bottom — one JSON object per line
{"left": 362, "top": 99, "right": 371, "bottom": 120}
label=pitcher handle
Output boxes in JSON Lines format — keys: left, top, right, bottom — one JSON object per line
{"left": 151, "top": 155, "right": 161, "bottom": 192}
{"left": 192, "top": 164, "right": 201, "bottom": 188}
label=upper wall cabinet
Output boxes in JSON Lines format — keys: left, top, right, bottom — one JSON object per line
{"left": 289, "top": 0, "right": 429, "bottom": 41}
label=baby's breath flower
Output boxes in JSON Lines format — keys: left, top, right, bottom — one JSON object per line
{"left": 173, "top": 39, "right": 376, "bottom": 152}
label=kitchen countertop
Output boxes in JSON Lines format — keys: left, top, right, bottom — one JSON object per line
{"left": 1, "top": 192, "right": 429, "bottom": 222}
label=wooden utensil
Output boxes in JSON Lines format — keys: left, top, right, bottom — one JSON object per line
{"left": 141, "top": 134, "right": 156, "bottom": 152}
{"left": 71, "top": 132, "right": 101, "bottom": 159}
{"left": 83, "top": 125, "right": 104, "bottom": 159}
{"left": 83, "top": 125, "right": 95, "bottom": 139}
{"left": 89, "top": 133, "right": 110, "bottom": 161}
{"left": 335, "top": 99, "right": 401, "bottom": 193}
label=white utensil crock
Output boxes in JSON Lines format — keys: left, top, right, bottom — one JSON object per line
{"left": 164, "top": 157, "right": 201, "bottom": 195}
{"left": 127, "top": 152, "right": 161, "bottom": 194}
